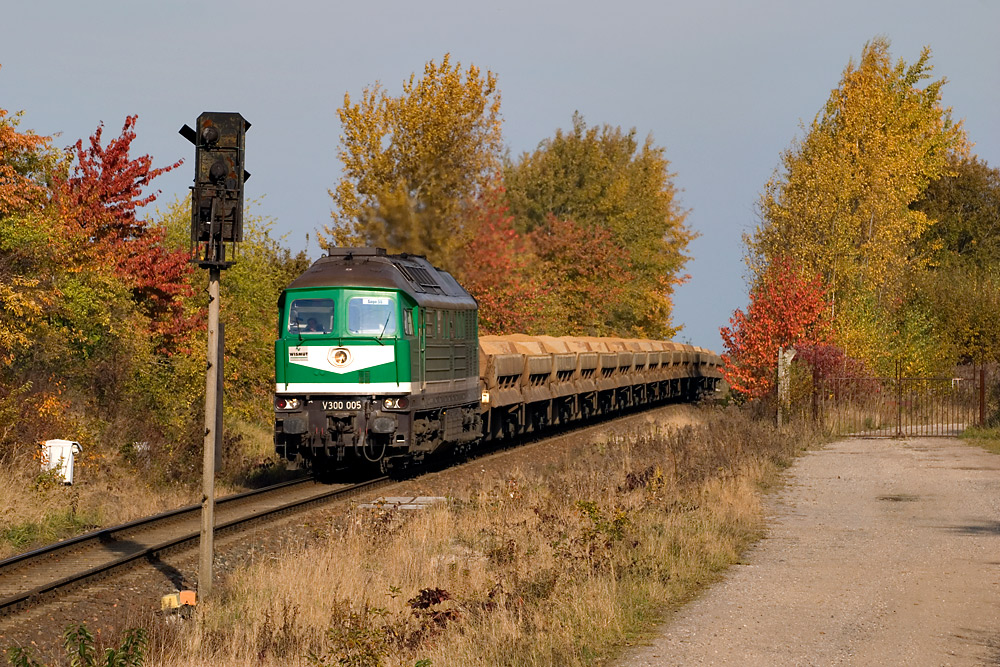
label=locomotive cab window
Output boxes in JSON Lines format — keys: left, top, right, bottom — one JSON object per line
{"left": 288, "top": 299, "right": 334, "bottom": 334}
{"left": 348, "top": 296, "right": 398, "bottom": 336}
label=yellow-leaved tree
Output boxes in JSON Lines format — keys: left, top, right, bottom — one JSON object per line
{"left": 322, "top": 54, "right": 503, "bottom": 268}
{"left": 748, "top": 37, "right": 967, "bottom": 372}
{"left": 0, "top": 102, "right": 62, "bottom": 365}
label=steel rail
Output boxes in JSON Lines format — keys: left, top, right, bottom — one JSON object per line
{"left": 0, "top": 475, "right": 388, "bottom": 616}
{"left": 0, "top": 476, "right": 312, "bottom": 573}
{"left": 0, "top": 396, "right": 703, "bottom": 619}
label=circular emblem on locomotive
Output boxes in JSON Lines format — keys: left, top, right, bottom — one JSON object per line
{"left": 329, "top": 347, "right": 351, "bottom": 367}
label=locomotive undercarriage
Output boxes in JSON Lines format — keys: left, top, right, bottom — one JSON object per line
{"left": 275, "top": 397, "right": 482, "bottom": 476}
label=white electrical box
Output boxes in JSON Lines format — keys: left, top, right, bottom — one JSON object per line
{"left": 42, "top": 440, "right": 82, "bottom": 485}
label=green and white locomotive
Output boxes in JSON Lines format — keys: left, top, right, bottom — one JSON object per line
{"left": 273, "top": 247, "right": 482, "bottom": 474}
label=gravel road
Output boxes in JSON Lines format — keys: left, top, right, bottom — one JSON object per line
{"left": 617, "top": 437, "right": 1000, "bottom": 666}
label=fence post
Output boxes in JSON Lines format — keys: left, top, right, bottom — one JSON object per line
{"left": 895, "top": 360, "right": 903, "bottom": 437}
{"left": 777, "top": 347, "right": 796, "bottom": 431}
{"left": 777, "top": 348, "right": 782, "bottom": 431}
{"left": 811, "top": 378, "right": 819, "bottom": 427}
{"left": 981, "top": 365, "right": 987, "bottom": 427}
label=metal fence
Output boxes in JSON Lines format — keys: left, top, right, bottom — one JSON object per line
{"left": 814, "top": 363, "right": 993, "bottom": 437}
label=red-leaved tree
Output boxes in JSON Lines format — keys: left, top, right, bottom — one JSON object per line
{"left": 720, "top": 258, "right": 831, "bottom": 398}
{"left": 455, "top": 185, "right": 550, "bottom": 334}
{"left": 56, "top": 116, "right": 195, "bottom": 352}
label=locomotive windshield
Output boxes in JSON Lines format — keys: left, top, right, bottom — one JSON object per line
{"left": 288, "top": 298, "right": 334, "bottom": 334}
{"left": 347, "top": 296, "right": 397, "bottom": 336}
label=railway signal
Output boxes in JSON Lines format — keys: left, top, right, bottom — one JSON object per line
{"left": 179, "top": 112, "right": 251, "bottom": 598}
{"left": 179, "top": 112, "right": 250, "bottom": 266}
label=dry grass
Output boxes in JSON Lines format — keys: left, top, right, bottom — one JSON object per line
{"left": 0, "top": 446, "right": 199, "bottom": 560}
{"left": 140, "top": 405, "right": 820, "bottom": 666}
{"left": 0, "top": 417, "right": 288, "bottom": 560}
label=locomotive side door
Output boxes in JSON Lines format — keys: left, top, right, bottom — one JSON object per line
{"left": 418, "top": 308, "right": 426, "bottom": 388}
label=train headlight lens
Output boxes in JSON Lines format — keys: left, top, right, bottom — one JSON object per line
{"left": 384, "top": 398, "right": 394, "bottom": 409}
{"left": 381, "top": 398, "right": 409, "bottom": 410}
{"left": 276, "top": 398, "right": 300, "bottom": 410}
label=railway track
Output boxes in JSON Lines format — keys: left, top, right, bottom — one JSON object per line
{"left": 0, "top": 474, "right": 389, "bottom": 616}
{"left": 0, "top": 400, "right": 698, "bottom": 622}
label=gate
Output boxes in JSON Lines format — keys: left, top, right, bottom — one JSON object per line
{"left": 815, "top": 363, "right": 990, "bottom": 437}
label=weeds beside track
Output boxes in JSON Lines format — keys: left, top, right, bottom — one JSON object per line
{"left": 139, "top": 405, "right": 821, "bottom": 667}
{"left": 0, "top": 476, "right": 389, "bottom": 617}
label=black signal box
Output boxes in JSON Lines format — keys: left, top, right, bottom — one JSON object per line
{"left": 180, "top": 112, "right": 251, "bottom": 254}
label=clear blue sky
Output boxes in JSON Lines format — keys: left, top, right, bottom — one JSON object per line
{"left": 3, "top": 0, "right": 997, "bottom": 351}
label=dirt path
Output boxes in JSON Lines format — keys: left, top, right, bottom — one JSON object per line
{"left": 618, "top": 437, "right": 1000, "bottom": 666}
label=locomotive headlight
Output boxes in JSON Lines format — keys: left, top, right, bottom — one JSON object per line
{"left": 381, "top": 397, "right": 409, "bottom": 410}
{"left": 383, "top": 398, "right": 394, "bottom": 409}
{"left": 276, "top": 397, "right": 300, "bottom": 410}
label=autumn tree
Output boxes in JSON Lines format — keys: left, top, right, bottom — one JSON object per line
{"left": 792, "top": 342, "right": 869, "bottom": 385}
{"left": 453, "top": 185, "right": 551, "bottom": 335}
{"left": 912, "top": 266, "right": 1000, "bottom": 364}
{"left": 747, "top": 38, "right": 967, "bottom": 371}
{"left": 158, "top": 196, "right": 311, "bottom": 422}
{"left": 0, "top": 105, "right": 54, "bottom": 216}
{"left": 0, "top": 109, "right": 197, "bottom": 456}
{"left": 0, "top": 103, "right": 60, "bottom": 364}
{"left": 720, "top": 258, "right": 832, "bottom": 398}
{"left": 217, "top": 212, "right": 311, "bottom": 421}
{"left": 458, "top": 186, "right": 636, "bottom": 337}
{"left": 324, "top": 54, "right": 503, "bottom": 268}
{"left": 750, "top": 38, "right": 966, "bottom": 299}
{"left": 527, "top": 216, "right": 633, "bottom": 336}
{"left": 55, "top": 116, "right": 192, "bottom": 353}
{"left": 0, "top": 99, "right": 99, "bottom": 453}
{"left": 504, "top": 113, "right": 693, "bottom": 338}
{"left": 0, "top": 95, "right": 309, "bottom": 481}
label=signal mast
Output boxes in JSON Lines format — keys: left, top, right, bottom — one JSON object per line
{"left": 179, "top": 112, "right": 250, "bottom": 598}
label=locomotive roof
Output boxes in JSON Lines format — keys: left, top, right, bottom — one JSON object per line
{"left": 284, "top": 247, "right": 477, "bottom": 310}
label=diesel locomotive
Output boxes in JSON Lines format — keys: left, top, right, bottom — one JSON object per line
{"left": 273, "top": 247, "right": 722, "bottom": 475}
